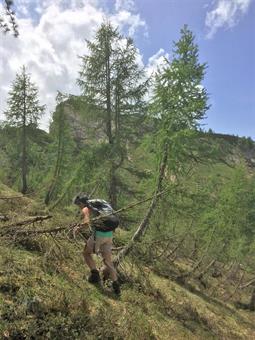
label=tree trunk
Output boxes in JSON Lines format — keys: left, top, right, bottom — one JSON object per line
{"left": 45, "top": 105, "right": 64, "bottom": 205}
{"left": 104, "top": 35, "right": 118, "bottom": 208}
{"left": 21, "top": 86, "right": 27, "bottom": 194}
{"left": 105, "top": 37, "right": 112, "bottom": 145}
{"left": 109, "top": 86, "right": 122, "bottom": 209}
{"left": 114, "top": 142, "right": 168, "bottom": 266}
{"left": 109, "top": 165, "right": 117, "bottom": 209}
{"left": 21, "top": 123, "right": 28, "bottom": 194}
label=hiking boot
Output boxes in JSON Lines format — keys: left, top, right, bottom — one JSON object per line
{"left": 112, "top": 280, "right": 121, "bottom": 295}
{"left": 88, "top": 269, "right": 101, "bottom": 284}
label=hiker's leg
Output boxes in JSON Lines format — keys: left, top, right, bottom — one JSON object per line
{"left": 84, "top": 237, "right": 101, "bottom": 283}
{"left": 100, "top": 239, "right": 118, "bottom": 282}
{"left": 83, "top": 236, "right": 97, "bottom": 270}
{"left": 101, "top": 265, "right": 111, "bottom": 281}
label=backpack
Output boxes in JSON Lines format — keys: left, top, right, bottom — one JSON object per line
{"left": 87, "top": 199, "right": 119, "bottom": 232}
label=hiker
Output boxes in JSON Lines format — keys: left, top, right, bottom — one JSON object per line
{"left": 73, "top": 194, "right": 120, "bottom": 295}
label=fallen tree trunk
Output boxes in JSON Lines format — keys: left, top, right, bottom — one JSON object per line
{"left": 240, "top": 277, "right": 255, "bottom": 289}
{"left": 0, "top": 216, "right": 53, "bottom": 239}
{"left": 0, "top": 195, "right": 24, "bottom": 200}
{"left": 1, "top": 215, "right": 53, "bottom": 229}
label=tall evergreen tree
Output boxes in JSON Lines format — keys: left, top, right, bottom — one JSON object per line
{"left": 77, "top": 22, "right": 148, "bottom": 208}
{"left": 116, "top": 25, "right": 209, "bottom": 264}
{"left": 4, "top": 66, "right": 45, "bottom": 193}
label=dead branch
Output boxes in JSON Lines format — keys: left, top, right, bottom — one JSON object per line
{"left": 0, "top": 195, "right": 24, "bottom": 200}
{"left": 210, "top": 260, "right": 237, "bottom": 297}
{"left": 1, "top": 215, "right": 53, "bottom": 229}
{"left": 153, "top": 238, "right": 174, "bottom": 260}
{"left": 178, "top": 225, "right": 216, "bottom": 280}
{"left": 0, "top": 226, "right": 65, "bottom": 240}
{"left": 1, "top": 222, "right": 92, "bottom": 242}
{"left": 224, "top": 271, "right": 245, "bottom": 301}
{"left": 240, "top": 277, "right": 255, "bottom": 289}
{"left": 167, "top": 235, "right": 187, "bottom": 262}
{"left": 196, "top": 259, "right": 216, "bottom": 280}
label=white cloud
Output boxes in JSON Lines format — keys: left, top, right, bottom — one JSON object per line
{"left": 115, "top": 0, "right": 136, "bottom": 12}
{"left": 111, "top": 9, "right": 147, "bottom": 37}
{"left": 0, "top": 0, "right": 147, "bottom": 130}
{"left": 205, "top": 0, "right": 251, "bottom": 38}
{"left": 146, "top": 48, "right": 169, "bottom": 77}
{"left": 143, "top": 48, "right": 170, "bottom": 102}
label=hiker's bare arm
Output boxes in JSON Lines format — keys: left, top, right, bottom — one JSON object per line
{"left": 73, "top": 208, "right": 90, "bottom": 237}
{"left": 82, "top": 208, "right": 90, "bottom": 228}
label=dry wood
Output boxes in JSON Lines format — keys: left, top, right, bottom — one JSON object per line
{"left": 0, "top": 195, "right": 24, "bottom": 200}
{"left": 210, "top": 260, "right": 236, "bottom": 297}
{"left": 167, "top": 236, "right": 186, "bottom": 262}
{"left": 178, "top": 225, "right": 216, "bottom": 280}
{"left": 196, "top": 243, "right": 226, "bottom": 281}
{"left": 240, "top": 277, "right": 255, "bottom": 289}
{"left": 1, "top": 215, "right": 52, "bottom": 229}
{"left": 153, "top": 239, "right": 174, "bottom": 260}
{"left": 224, "top": 271, "right": 245, "bottom": 301}
{"left": 196, "top": 259, "right": 216, "bottom": 280}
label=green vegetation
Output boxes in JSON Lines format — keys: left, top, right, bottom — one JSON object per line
{"left": 1, "top": 23, "right": 255, "bottom": 339}
{"left": 4, "top": 65, "right": 45, "bottom": 194}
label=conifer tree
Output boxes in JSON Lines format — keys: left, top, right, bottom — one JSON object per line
{"left": 116, "top": 25, "right": 209, "bottom": 264}
{"left": 78, "top": 22, "right": 148, "bottom": 208}
{"left": 4, "top": 66, "right": 45, "bottom": 193}
{"left": 149, "top": 23, "right": 209, "bottom": 211}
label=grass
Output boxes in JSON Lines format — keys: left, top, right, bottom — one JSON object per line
{"left": 1, "top": 183, "right": 255, "bottom": 339}
{"left": 1, "top": 239, "right": 255, "bottom": 339}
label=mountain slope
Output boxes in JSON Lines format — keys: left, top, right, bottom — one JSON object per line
{"left": 0, "top": 185, "right": 254, "bottom": 339}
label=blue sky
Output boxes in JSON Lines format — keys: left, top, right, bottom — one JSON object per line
{"left": 133, "top": 0, "right": 255, "bottom": 138}
{"left": 0, "top": 0, "right": 254, "bottom": 138}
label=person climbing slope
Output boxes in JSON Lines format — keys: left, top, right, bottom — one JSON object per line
{"left": 73, "top": 194, "right": 121, "bottom": 295}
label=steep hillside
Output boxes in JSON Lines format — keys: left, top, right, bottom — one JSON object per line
{"left": 0, "top": 185, "right": 255, "bottom": 339}
{"left": 1, "top": 98, "right": 255, "bottom": 339}
{"left": 206, "top": 132, "right": 255, "bottom": 168}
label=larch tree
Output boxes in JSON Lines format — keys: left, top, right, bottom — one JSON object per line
{"left": 77, "top": 22, "right": 148, "bottom": 208}
{"left": 4, "top": 66, "right": 45, "bottom": 194}
{"left": 115, "top": 25, "right": 209, "bottom": 265}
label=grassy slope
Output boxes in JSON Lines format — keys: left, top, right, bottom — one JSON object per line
{"left": 0, "top": 183, "right": 255, "bottom": 339}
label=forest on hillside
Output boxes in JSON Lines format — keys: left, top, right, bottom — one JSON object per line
{"left": 1, "top": 2, "right": 255, "bottom": 339}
